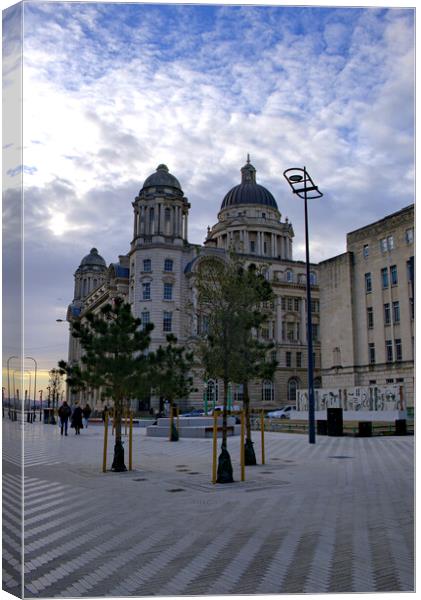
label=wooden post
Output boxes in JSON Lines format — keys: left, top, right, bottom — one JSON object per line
{"left": 102, "top": 413, "right": 109, "bottom": 473}
{"left": 261, "top": 410, "right": 265, "bottom": 465}
{"left": 212, "top": 410, "right": 218, "bottom": 484}
{"left": 240, "top": 410, "right": 245, "bottom": 481}
{"left": 129, "top": 411, "right": 133, "bottom": 471}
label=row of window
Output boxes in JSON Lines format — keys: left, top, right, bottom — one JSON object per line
{"left": 365, "top": 265, "right": 398, "bottom": 292}
{"left": 142, "top": 282, "right": 174, "bottom": 301}
{"left": 281, "top": 322, "right": 319, "bottom": 342}
{"left": 141, "top": 310, "right": 173, "bottom": 332}
{"left": 285, "top": 351, "right": 316, "bottom": 368}
{"left": 362, "top": 228, "right": 413, "bottom": 258}
{"left": 141, "top": 258, "right": 174, "bottom": 273}
{"left": 368, "top": 339, "right": 402, "bottom": 364}
{"left": 204, "top": 377, "right": 311, "bottom": 404}
{"left": 367, "top": 301, "right": 401, "bottom": 328}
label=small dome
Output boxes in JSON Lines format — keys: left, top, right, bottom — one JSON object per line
{"left": 221, "top": 158, "right": 278, "bottom": 210}
{"left": 79, "top": 248, "right": 106, "bottom": 269}
{"left": 141, "top": 164, "right": 182, "bottom": 193}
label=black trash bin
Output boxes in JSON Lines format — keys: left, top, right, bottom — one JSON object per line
{"left": 327, "top": 408, "right": 343, "bottom": 436}
{"left": 317, "top": 420, "right": 328, "bottom": 435}
{"left": 43, "top": 408, "right": 56, "bottom": 424}
{"left": 358, "top": 421, "right": 372, "bottom": 437}
{"left": 395, "top": 419, "right": 407, "bottom": 436}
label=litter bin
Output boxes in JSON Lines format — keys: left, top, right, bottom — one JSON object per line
{"left": 317, "top": 420, "right": 328, "bottom": 435}
{"left": 358, "top": 421, "right": 372, "bottom": 437}
{"left": 327, "top": 408, "right": 343, "bottom": 436}
{"left": 43, "top": 408, "right": 56, "bottom": 424}
{"left": 395, "top": 419, "right": 407, "bottom": 436}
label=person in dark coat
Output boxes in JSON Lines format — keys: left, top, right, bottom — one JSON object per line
{"left": 71, "top": 402, "right": 83, "bottom": 435}
{"left": 82, "top": 403, "right": 92, "bottom": 429}
{"left": 58, "top": 401, "right": 71, "bottom": 436}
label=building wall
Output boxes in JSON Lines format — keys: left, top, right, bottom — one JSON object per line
{"left": 319, "top": 205, "right": 414, "bottom": 407}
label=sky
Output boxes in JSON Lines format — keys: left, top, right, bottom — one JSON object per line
{"left": 2, "top": 0, "right": 415, "bottom": 395}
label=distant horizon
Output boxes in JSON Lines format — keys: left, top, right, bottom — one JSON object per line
{"left": 2, "top": 1, "right": 415, "bottom": 394}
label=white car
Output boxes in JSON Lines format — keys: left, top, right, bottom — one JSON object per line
{"left": 266, "top": 405, "right": 297, "bottom": 419}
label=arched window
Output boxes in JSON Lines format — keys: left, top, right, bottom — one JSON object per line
{"left": 262, "top": 380, "right": 274, "bottom": 403}
{"left": 205, "top": 379, "right": 218, "bottom": 407}
{"left": 288, "top": 378, "right": 300, "bottom": 403}
{"left": 314, "top": 377, "right": 322, "bottom": 389}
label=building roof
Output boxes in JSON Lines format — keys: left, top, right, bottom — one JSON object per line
{"left": 141, "top": 164, "right": 183, "bottom": 194}
{"left": 221, "top": 158, "right": 278, "bottom": 210}
{"left": 79, "top": 248, "right": 107, "bottom": 269}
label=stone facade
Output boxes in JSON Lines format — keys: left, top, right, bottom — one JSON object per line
{"left": 66, "top": 160, "right": 321, "bottom": 412}
{"left": 319, "top": 205, "right": 414, "bottom": 407}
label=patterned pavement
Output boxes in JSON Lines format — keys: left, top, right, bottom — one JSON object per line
{"left": 2, "top": 418, "right": 414, "bottom": 597}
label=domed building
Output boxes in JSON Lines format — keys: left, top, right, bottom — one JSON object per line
{"left": 66, "top": 159, "right": 322, "bottom": 412}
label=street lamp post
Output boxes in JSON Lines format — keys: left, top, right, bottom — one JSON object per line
{"left": 283, "top": 167, "right": 323, "bottom": 444}
{"left": 26, "top": 357, "right": 38, "bottom": 419}
{"left": 7, "top": 356, "right": 18, "bottom": 418}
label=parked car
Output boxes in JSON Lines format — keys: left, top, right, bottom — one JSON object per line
{"left": 180, "top": 409, "right": 205, "bottom": 417}
{"left": 266, "top": 405, "right": 297, "bottom": 419}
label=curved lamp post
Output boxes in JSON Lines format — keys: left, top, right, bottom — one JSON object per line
{"left": 283, "top": 167, "right": 323, "bottom": 444}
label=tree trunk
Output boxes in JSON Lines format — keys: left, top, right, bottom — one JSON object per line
{"left": 243, "top": 381, "right": 257, "bottom": 465}
{"left": 112, "top": 398, "right": 127, "bottom": 472}
{"left": 169, "top": 399, "right": 179, "bottom": 441}
{"left": 217, "top": 378, "right": 233, "bottom": 483}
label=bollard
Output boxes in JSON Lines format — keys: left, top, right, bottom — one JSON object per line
{"left": 169, "top": 404, "right": 173, "bottom": 441}
{"left": 102, "top": 414, "right": 109, "bottom": 473}
{"left": 212, "top": 410, "right": 218, "bottom": 484}
{"left": 261, "top": 410, "right": 265, "bottom": 465}
{"left": 240, "top": 410, "right": 245, "bottom": 482}
{"left": 129, "top": 411, "right": 133, "bottom": 471}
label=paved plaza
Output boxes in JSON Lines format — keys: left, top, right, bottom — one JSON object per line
{"left": 2, "top": 418, "right": 414, "bottom": 597}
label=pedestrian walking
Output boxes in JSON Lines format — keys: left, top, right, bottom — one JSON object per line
{"left": 82, "top": 403, "right": 92, "bottom": 429}
{"left": 58, "top": 400, "right": 71, "bottom": 436}
{"left": 71, "top": 401, "right": 83, "bottom": 435}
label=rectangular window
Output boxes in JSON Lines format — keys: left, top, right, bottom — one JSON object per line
{"left": 384, "top": 303, "right": 391, "bottom": 325}
{"left": 392, "top": 301, "right": 400, "bottom": 323}
{"left": 287, "top": 322, "right": 295, "bottom": 341}
{"left": 367, "top": 306, "right": 374, "bottom": 329}
{"left": 365, "top": 272, "right": 372, "bottom": 293}
{"left": 163, "top": 282, "right": 173, "bottom": 300}
{"left": 143, "top": 259, "right": 151, "bottom": 272}
{"left": 381, "top": 267, "right": 388, "bottom": 289}
{"left": 369, "top": 379, "right": 377, "bottom": 385}
{"left": 296, "top": 352, "right": 302, "bottom": 368}
{"left": 250, "top": 241, "right": 255, "bottom": 252}
{"left": 163, "top": 311, "right": 172, "bottom": 332}
{"left": 363, "top": 244, "right": 369, "bottom": 258}
{"left": 281, "top": 297, "right": 286, "bottom": 310}
{"left": 142, "top": 282, "right": 151, "bottom": 300}
{"left": 311, "top": 323, "right": 319, "bottom": 341}
{"left": 164, "top": 259, "right": 173, "bottom": 272}
{"left": 263, "top": 242, "right": 267, "bottom": 254}
{"left": 380, "top": 238, "right": 388, "bottom": 253}
{"left": 390, "top": 265, "right": 398, "bottom": 285}
{"left": 368, "top": 343, "right": 376, "bottom": 365}
{"left": 311, "top": 299, "right": 319, "bottom": 313}
{"left": 405, "top": 228, "right": 414, "bottom": 244}
{"left": 386, "top": 378, "right": 394, "bottom": 384}
{"left": 294, "top": 298, "right": 300, "bottom": 312}
{"left": 395, "top": 339, "right": 402, "bottom": 361}
{"left": 286, "top": 352, "right": 292, "bottom": 368}
{"left": 385, "top": 340, "right": 393, "bottom": 363}
{"left": 141, "top": 311, "right": 150, "bottom": 330}
{"left": 261, "top": 327, "right": 269, "bottom": 340}
{"left": 287, "top": 297, "right": 293, "bottom": 311}
{"left": 387, "top": 235, "right": 394, "bottom": 250}
{"left": 270, "top": 350, "right": 277, "bottom": 363}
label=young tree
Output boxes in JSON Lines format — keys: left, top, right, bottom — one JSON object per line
{"left": 58, "top": 298, "right": 153, "bottom": 472}
{"left": 150, "top": 334, "right": 196, "bottom": 441}
{"left": 48, "top": 368, "right": 64, "bottom": 409}
{"left": 195, "top": 255, "right": 275, "bottom": 482}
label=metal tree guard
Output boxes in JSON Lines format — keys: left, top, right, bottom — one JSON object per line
{"left": 283, "top": 167, "right": 323, "bottom": 444}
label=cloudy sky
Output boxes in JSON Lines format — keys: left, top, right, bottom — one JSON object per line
{"left": 2, "top": 1, "right": 415, "bottom": 393}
